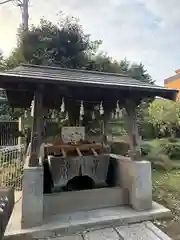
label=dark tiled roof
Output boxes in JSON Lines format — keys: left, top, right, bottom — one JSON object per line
{"left": 0, "top": 64, "right": 178, "bottom": 100}
{"left": 6, "top": 64, "right": 168, "bottom": 89}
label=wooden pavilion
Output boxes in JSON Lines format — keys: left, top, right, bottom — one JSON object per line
{"left": 0, "top": 64, "right": 178, "bottom": 229}
{"left": 0, "top": 64, "right": 177, "bottom": 162}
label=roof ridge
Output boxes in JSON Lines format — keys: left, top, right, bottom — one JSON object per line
{"left": 20, "top": 64, "right": 130, "bottom": 78}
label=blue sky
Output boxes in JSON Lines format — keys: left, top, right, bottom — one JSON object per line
{"left": 0, "top": 0, "right": 180, "bottom": 85}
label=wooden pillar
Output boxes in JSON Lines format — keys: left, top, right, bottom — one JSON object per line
{"left": 29, "top": 87, "right": 44, "bottom": 166}
{"left": 18, "top": 116, "right": 23, "bottom": 147}
{"left": 125, "top": 100, "right": 141, "bottom": 161}
{"left": 102, "top": 116, "right": 108, "bottom": 145}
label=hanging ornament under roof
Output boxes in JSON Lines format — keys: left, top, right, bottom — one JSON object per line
{"left": 116, "top": 100, "right": 120, "bottom": 113}
{"left": 30, "top": 100, "right": 34, "bottom": 117}
{"left": 80, "top": 101, "right": 84, "bottom": 115}
{"left": 60, "top": 98, "right": 65, "bottom": 113}
{"left": 115, "top": 112, "right": 119, "bottom": 120}
{"left": 51, "top": 110, "right": 55, "bottom": 119}
{"left": 100, "top": 101, "right": 104, "bottom": 115}
{"left": 92, "top": 111, "right": 96, "bottom": 120}
{"left": 79, "top": 100, "right": 84, "bottom": 121}
{"left": 65, "top": 112, "right": 69, "bottom": 120}
{"left": 119, "top": 109, "right": 123, "bottom": 118}
{"left": 94, "top": 104, "right": 99, "bottom": 111}
{"left": 24, "top": 110, "right": 28, "bottom": 119}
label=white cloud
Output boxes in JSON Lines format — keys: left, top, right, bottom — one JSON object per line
{"left": 0, "top": 0, "right": 180, "bottom": 85}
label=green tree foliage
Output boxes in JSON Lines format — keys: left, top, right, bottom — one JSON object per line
{"left": 85, "top": 53, "right": 129, "bottom": 73}
{"left": 5, "top": 48, "right": 25, "bottom": 70}
{"left": 128, "top": 63, "right": 154, "bottom": 84}
{"left": 4, "top": 13, "right": 153, "bottom": 84}
{"left": 5, "top": 15, "right": 101, "bottom": 68}
{"left": 0, "top": 51, "right": 5, "bottom": 71}
{"left": 148, "top": 98, "right": 180, "bottom": 137}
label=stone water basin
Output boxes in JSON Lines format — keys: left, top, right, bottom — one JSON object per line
{"left": 47, "top": 144, "right": 110, "bottom": 190}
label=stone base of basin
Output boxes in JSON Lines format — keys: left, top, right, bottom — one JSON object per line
{"left": 43, "top": 187, "right": 126, "bottom": 217}
{"left": 5, "top": 201, "right": 171, "bottom": 240}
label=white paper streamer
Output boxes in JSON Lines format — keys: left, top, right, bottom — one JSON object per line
{"left": 115, "top": 112, "right": 119, "bottom": 119}
{"left": 80, "top": 100, "right": 84, "bottom": 116}
{"left": 65, "top": 112, "right": 69, "bottom": 120}
{"left": 116, "top": 100, "right": 120, "bottom": 113}
{"left": 51, "top": 110, "right": 55, "bottom": 119}
{"left": 92, "top": 111, "right": 96, "bottom": 120}
{"left": 61, "top": 98, "right": 65, "bottom": 113}
{"left": 30, "top": 100, "right": 34, "bottom": 117}
{"left": 100, "top": 101, "right": 104, "bottom": 115}
{"left": 24, "top": 110, "right": 28, "bottom": 118}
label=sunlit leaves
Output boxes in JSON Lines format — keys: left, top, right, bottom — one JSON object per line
{"left": 148, "top": 99, "right": 180, "bottom": 136}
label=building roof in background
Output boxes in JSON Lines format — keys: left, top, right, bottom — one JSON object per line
{"left": 164, "top": 70, "right": 180, "bottom": 85}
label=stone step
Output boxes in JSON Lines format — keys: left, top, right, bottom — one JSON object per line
{"left": 5, "top": 202, "right": 171, "bottom": 240}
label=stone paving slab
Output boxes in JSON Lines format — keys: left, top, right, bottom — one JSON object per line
{"left": 55, "top": 222, "right": 172, "bottom": 240}
{"left": 57, "top": 236, "right": 83, "bottom": 240}
{"left": 84, "top": 228, "right": 119, "bottom": 240}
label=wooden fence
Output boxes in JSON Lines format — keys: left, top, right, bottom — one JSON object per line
{"left": 0, "top": 145, "right": 25, "bottom": 191}
{"left": 0, "top": 121, "right": 18, "bottom": 146}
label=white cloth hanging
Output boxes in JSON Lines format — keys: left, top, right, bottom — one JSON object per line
{"left": 65, "top": 112, "right": 69, "bottom": 120}
{"left": 116, "top": 100, "right": 120, "bottom": 113}
{"left": 61, "top": 98, "right": 65, "bottom": 113}
{"left": 80, "top": 101, "right": 84, "bottom": 116}
{"left": 30, "top": 100, "right": 34, "bottom": 117}
{"left": 92, "top": 111, "right": 96, "bottom": 120}
{"left": 100, "top": 101, "right": 104, "bottom": 115}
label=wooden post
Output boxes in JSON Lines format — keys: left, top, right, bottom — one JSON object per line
{"left": 29, "top": 88, "right": 44, "bottom": 166}
{"left": 125, "top": 100, "right": 141, "bottom": 161}
{"left": 18, "top": 116, "right": 23, "bottom": 147}
{"left": 102, "top": 116, "right": 108, "bottom": 145}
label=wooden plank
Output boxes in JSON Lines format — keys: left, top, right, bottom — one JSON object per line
{"left": 91, "top": 148, "right": 98, "bottom": 156}
{"left": 61, "top": 148, "right": 66, "bottom": 157}
{"left": 76, "top": 148, "right": 82, "bottom": 157}
{"left": 46, "top": 143, "right": 103, "bottom": 155}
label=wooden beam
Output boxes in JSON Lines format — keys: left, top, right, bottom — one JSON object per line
{"left": 76, "top": 147, "right": 82, "bottom": 157}
{"left": 91, "top": 148, "right": 98, "bottom": 156}
{"left": 61, "top": 148, "right": 66, "bottom": 157}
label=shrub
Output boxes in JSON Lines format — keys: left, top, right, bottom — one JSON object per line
{"left": 145, "top": 150, "right": 172, "bottom": 170}
{"left": 111, "top": 142, "right": 129, "bottom": 156}
{"left": 160, "top": 142, "right": 180, "bottom": 160}
{"left": 168, "top": 137, "right": 178, "bottom": 143}
{"left": 139, "top": 121, "right": 156, "bottom": 139}
{"left": 140, "top": 143, "right": 152, "bottom": 156}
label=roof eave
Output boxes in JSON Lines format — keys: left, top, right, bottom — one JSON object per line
{"left": 0, "top": 72, "right": 178, "bottom": 101}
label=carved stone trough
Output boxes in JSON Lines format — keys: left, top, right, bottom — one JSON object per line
{"left": 47, "top": 143, "right": 110, "bottom": 190}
